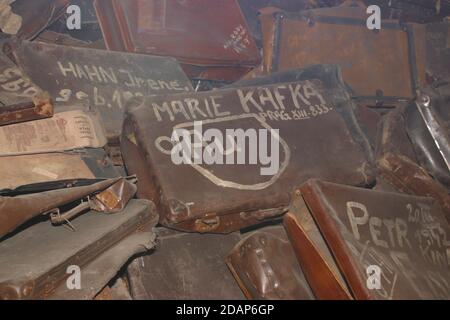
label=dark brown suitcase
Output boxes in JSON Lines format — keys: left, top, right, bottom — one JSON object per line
{"left": 0, "top": 199, "right": 158, "bottom": 300}
{"left": 284, "top": 179, "right": 450, "bottom": 300}
{"left": 50, "top": 231, "right": 156, "bottom": 300}
{"left": 93, "top": 0, "right": 261, "bottom": 82}
{"left": 10, "top": 41, "right": 193, "bottom": 140}
{"left": 126, "top": 228, "right": 245, "bottom": 300}
{"left": 121, "top": 64, "right": 375, "bottom": 233}
{"left": 259, "top": 5, "right": 426, "bottom": 104}
{"left": 0, "top": 148, "right": 121, "bottom": 190}
{"left": 226, "top": 225, "right": 315, "bottom": 300}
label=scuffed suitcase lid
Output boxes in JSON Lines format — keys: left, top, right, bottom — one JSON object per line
{"left": 259, "top": 5, "right": 426, "bottom": 101}
{"left": 10, "top": 41, "right": 193, "bottom": 140}
{"left": 286, "top": 179, "right": 450, "bottom": 300}
{"left": 0, "top": 199, "right": 158, "bottom": 299}
{"left": 123, "top": 64, "right": 375, "bottom": 232}
{"left": 0, "top": 109, "right": 107, "bottom": 156}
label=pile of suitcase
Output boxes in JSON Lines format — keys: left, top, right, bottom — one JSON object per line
{"left": 0, "top": 0, "right": 449, "bottom": 300}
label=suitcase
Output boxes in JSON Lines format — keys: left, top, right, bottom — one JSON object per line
{"left": 226, "top": 225, "right": 315, "bottom": 300}
{"left": 0, "top": 148, "right": 121, "bottom": 190}
{"left": 10, "top": 41, "right": 193, "bottom": 140}
{"left": 0, "top": 52, "right": 53, "bottom": 126}
{"left": 0, "top": 177, "right": 136, "bottom": 239}
{"left": 405, "top": 87, "right": 450, "bottom": 189}
{"left": 50, "top": 231, "right": 156, "bottom": 300}
{"left": 284, "top": 179, "right": 450, "bottom": 300}
{"left": 126, "top": 228, "right": 245, "bottom": 300}
{"left": 0, "top": 199, "right": 158, "bottom": 300}
{"left": 93, "top": 0, "right": 261, "bottom": 82}
{"left": 258, "top": 5, "right": 426, "bottom": 104}
{"left": 121, "top": 64, "right": 375, "bottom": 233}
{"left": 375, "top": 106, "right": 450, "bottom": 220}
{"left": 0, "top": 109, "right": 107, "bottom": 156}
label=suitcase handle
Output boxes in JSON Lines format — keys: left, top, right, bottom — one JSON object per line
{"left": 48, "top": 200, "right": 92, "bottom": 227}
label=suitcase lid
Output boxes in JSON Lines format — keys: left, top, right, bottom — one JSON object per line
{"left": 124, "top": 65, "right": 375, "bottom": 230}
{"left": 291, "top": 179, "right": 450, "bottom": 299}
{"left": 259, "top": 5, "right": 426, "bottom": 102}
{"left": 10, "top": 41, "right": 193, "bottom": 140}
{"left": 0, "top": 199, "right": 157, "bottom": 299}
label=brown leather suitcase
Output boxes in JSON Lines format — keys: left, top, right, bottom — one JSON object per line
{"left": 93, "top": 0, "right": 261, "bottom": 82}
{"left": 10, "top": 41, "right": 193, "bottom": 140}
{"left": 0, "top": 148, "right": 121, "bottom": 190}
{"left": 126, "top": 228, "right": 245, "bottom": 300}
{"left": 284, "top": 179, "right": 450, "bottom": 300}
{"left": 121, "top": 64, "right": 375, "bottom": 233}
{"left": 0, "top": 177, "right": 137, "bottom": 240}
{"left": 259, "top": 5, "right": 426, "bottom": 104}
{"left": 226, "top": 225, "right": 315, "bottom": 300}
{"left": 0, "top": 199, "right": 158, "bottom": 300}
